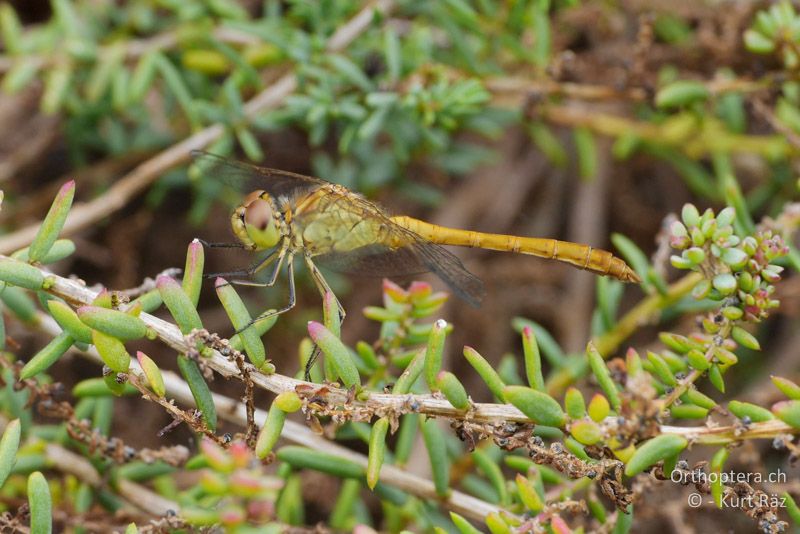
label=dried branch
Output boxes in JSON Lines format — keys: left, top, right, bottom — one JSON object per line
{"left": 26, "top": 260, "right": 800, "bottom": 448}
{"left": 0, "top": 27, "right": 260, "bottom": 73}
{"left": 44, "top": 443, "right": 178, "bottom": 516}
{"left": 0, "top": 416, "right": 178, "bottom": 518}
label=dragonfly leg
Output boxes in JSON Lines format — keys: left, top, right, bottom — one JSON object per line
{"left": 223, "top": 247, "right": 287, "bottom": 287}
{"left": 304, "top": 255, "right": 346, "bottom": 323}
{"left": 234, "top": 254, "right": 296, "bottom": 335}
{"left": 197, "top": 238, "right": 248, "bottom": 249}
{"left": 301, "top": 256, "right": 338, "bottom": 383}
{"left": 304, "top": 344, "right": 322, "bottom": 383}
{"left": 204, "top": 269, "right": 255, "bottom": 279}
{"left": 203, "top": 248, "right": 281, "bottom": 280}
{"left": 262, "top": 246, "right": 288, "bottom": 285}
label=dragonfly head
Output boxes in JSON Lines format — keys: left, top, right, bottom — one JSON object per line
{"left": 232, "top": 190, "right": 281, "bottom": 250}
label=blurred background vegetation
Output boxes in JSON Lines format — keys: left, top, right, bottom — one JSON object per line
{"left": 0, "top": 0, "right": 799, "bottom": 532}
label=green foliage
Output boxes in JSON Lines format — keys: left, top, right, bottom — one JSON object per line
{"left": 215, "top": 277, "right": 267, "bottom": 368}
{"left": 27, "top": 471, "right": 52, "bottom": 534}
{"left": 366, "top": 416, "right": 389, "bottom": 489}
{"left": 136, "top": 351, "right": 165, "bottom": 398}
{"left": 307, "top": 320, "right": 360, "bottom": 388}
{"left": 744, "top": 1, "right": 800, "bottom": 63}
{"left": 1, "top": 2, "right": 800, "bottom": 533}
{"left": 0, "top": 420, "right": 20, "bottom": 488}
{"left": 181, "top": 440, "right": 283, "bottom": 531}
{"left": 624, "top": 435, "right": 688, "bottom": 477}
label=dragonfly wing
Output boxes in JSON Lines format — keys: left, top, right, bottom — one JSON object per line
{"left": 410, "top": 238, "right": 485, "bottom": 307}
{"left": 314, "top": 243, "right": 430, "bottom": 277}
{"left": 314, "top": 239, "right": 484, "bottom": 307}
{"left": 310, "top": 200, "right": 486, "bottom": 307}
{"left": 191, "top": 151, "right": 326, "bottom": 200}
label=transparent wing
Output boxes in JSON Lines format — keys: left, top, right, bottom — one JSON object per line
{"left": 309, "top": 193, "right": 485, "bottom": 307}
{"left": 314, "top": 243, "right": 430, "bottom": 277}
{"left": 410, "top": 237, "right": 485, "bottom": 307}
{"left": 190, "top": 151, "right": 327, "bottom": 200}
{"left": 314, "top": 237, "right": 484, "bottom": 307}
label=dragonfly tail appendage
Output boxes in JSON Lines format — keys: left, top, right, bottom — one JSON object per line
{"left": 578, "top": 246, "right": 642, "bottom": 284}
{"left": 605, "top": 256, "right": 642, "bottom": 284}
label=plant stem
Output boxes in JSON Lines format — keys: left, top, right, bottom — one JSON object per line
{"left": 593, "top": 272, "right": 703, "bottom": 356}
{"left": 30, "top": 259, "right": 796, "bottom": 451}
{"left": 546, "top": 272, "right": 703, "bottom": 395}
{"left": 660, "top": 323, "right": 733, "bottom": 410}
{"left": 660, "top": 419, "right": 795, "bottom": 446}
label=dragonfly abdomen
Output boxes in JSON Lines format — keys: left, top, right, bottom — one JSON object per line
{"left": 392, "top": 216, "right": 641, "bottom": 284}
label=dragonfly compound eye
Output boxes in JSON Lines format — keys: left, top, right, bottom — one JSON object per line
{"left": 242, "top": 192, "right": 281, "bottom": 250}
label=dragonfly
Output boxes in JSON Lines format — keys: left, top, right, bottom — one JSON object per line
{"left": 194, "top": 151, "right": 641, "bottom": 326}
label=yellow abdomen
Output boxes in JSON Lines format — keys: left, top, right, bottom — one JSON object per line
{"left": 391, "top": 216, "right": 640, "bottom": 283}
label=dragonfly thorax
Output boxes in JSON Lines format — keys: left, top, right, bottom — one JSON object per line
{"left": 231, "top": 190, "right": 283, "bottom": 251}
